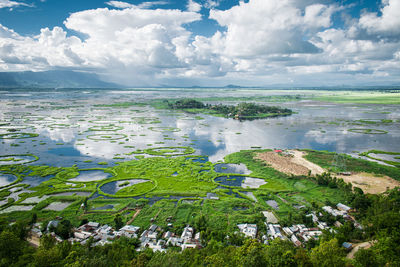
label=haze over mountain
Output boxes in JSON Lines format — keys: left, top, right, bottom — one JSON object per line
{"left": 0, "top": 70, "right": 120, "bottom": 88}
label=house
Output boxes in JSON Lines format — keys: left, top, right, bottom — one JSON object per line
{"left": 181, "top": 225, "right": 194, "bottom": 241}
{"left": 163, "top": 231, "right": 172, "bottom": 239}
{"left": 119, "top": 225, "right": 140, "bottom": 238}
{"left": 337, "top": 203, "right": 351, "bottom": 212}
{"left": 47, "top": 220, "right": 59, "bottom": 232}
{"left": 238, "top": 223, "right": 257, "bottom": 239}
{"left": 342, "top": 242, "right": 353, "bottom": 251}
{"left": 149, "top": 224, "right": 157, "bottom": 232}
{"left": 291, "top": 235, "right": 302, "bottom": 247}
{"left": 87, "top": 222, "right": 100, "bottom": 229}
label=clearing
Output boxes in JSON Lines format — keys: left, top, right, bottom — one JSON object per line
{"left": 255, "top": 150, "right": 324, "bottom": 176}
{"left": 255, "top": 150, "right": 400, "bottom": 194}
{"left": 347, "top": 241, "right": 375, "bottom": 259}
{"left": 337, "top": 172, "right": 400, "bottom": 194}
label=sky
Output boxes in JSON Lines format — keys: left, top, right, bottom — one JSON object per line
{"left": 0, "top": 0, "right": 399, "bottom": 87}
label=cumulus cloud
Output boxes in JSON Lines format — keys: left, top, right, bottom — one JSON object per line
{"left": 208, "top": 0, "right": 335, "bottom": 58}
{"left": 0, "top": 0, "right": 399, "bottom": 86}
{"left": 359, "top": 0, "right": 400, "bottom": 38}
{"left": 0, "top": 0, "right": 31, "bottom": 9}
{"left": 187, "top": 0, "right": 201, "bottom": 12}
{"left": 106, "top": 1, "right": 169, "bottom": 9}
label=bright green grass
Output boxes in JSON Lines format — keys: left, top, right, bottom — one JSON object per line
{"left": 312, "top": 92, "right": 400, "bottom": 104}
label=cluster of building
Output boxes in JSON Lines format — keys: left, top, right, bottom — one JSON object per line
{"left": 29, "top": 202, "right": 358, "bottom": 251}
{"left": 237, "top": 203, "right": 359, "bottom": 248}
{"left": 29, "top": 220, "right": 201, "bottom": 251}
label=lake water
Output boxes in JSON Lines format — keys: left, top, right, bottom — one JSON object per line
{"left": 0, "top": 88, "right": 399, "bottom": 169}
{"left": 69, "top": 170, "right": 111, "bottom": 182}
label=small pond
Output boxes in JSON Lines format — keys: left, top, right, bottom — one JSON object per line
{"left": 48, "top": 191, "right": 92, "bottom": 197}
{"left": 0, "top": 205, "right": 35, "bottom": 214}
{"left": 0, "top": 174, "right": 17, "bottom": 187}
{"left": 214, "top": 163, "right": 251, "bottom": 175}
{"left": 100, "top": 179, "right": 150, "bottom": 195}
{"left": 69, "top": 170, "right": 111, "bottom": 182}
{"left": 22, "top": 175, "right": 54, "bottom": 187}
{"left": 93, "top": 204, "right": 115, "bottom": 210}
{"left": 44, "top": 202, "right": 73, "bottom": 211}
{"left": 215, "top": 176, "right": 266, "bottom": 188}
{"left": 0, "top": 155, "right": 37, "bottom": 166}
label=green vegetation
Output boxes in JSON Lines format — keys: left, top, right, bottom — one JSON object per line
{"left": 0, "top": 133, "right": 39, "bottom": 139}
{"left": 87, "top": 133, "right": 127, "bottom": 140}
{"left": 312, "top": 91, "right": 400, "bottom": 104}
{"left": 2, "top": 187, "right": 400, "bottom": 266}
{"left": 1, "top": 145, "right": 400, "bottom": 266}
{"left": 157, "top": 99, "right": 293, "bottom": 120}
{"left": 348, "top": 128, "right": 388, "bottom": 134}
{"left": 359, "top": 150, "right": 400, "bottom": 168}
{"left": 304, "top": 150, "right": 400, "bottom": 179}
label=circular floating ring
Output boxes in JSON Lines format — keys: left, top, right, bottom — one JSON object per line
{"left": 348, "top": 128, "right": 388, "bottom": 134}
{"left": 148, "top": 126, "right": 180, "bottom": 132}
{"left": 143, "top": 146, "right": 195, "bottom": 156}
{"left": 132, "top": 117, "right": 161, "bottom": 124}
{"left": 23, "top": 115, "right": 46, "bottom": 121}
{"left": 88, "top": 119, "right": 120, "bottom": 125}
{"left": 48, "top": 123, "right": 79, "bottom": 129}
{"left": 0, "top": 154, "right": 39, "bottom": 165}
{"left": 89, "top": 125, "right": 123, "bottom": 131}
{"left": 0, "top": 132, "right": 38, "bottom": 139}
{"left": 87, "top": 133, "right": 127, "bottom": 140}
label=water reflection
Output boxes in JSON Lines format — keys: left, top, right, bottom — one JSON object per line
{"left": 0, "top": 89, "right": 399, "bottom": 167}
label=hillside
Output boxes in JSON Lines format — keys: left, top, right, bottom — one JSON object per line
{"left": 0, "top": 70, "right": 120, "bottom": 89}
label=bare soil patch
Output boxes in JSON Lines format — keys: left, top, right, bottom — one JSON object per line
{"left": 255, "top": 150, "right": 324, "bottom": 176}
{"left": 338, "top": 172, "right": 400, "bottom": 194}
{"left": 255, "top": 150, "right": 400, "bottom": 194}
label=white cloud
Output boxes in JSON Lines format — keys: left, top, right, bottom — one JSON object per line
{"left": 187, "top": 0, "right": 201, "bottom": 12}
{"left": 106, "top": 1, "right": 134, "bottom": 9}
{"left": 359, "top": 0, "right": 400, "bottom": 38}
{"left": 0, "top": 0, "right": 31, "bottom": 9}
{"left": 208, "top": 0, "right": 334, "bottom": 58}
{"left": 0, "top": 0, "right": 399, "bottom": 86}
{"left": 106, "top": 0, "right": 169, "bottom": 9}
{"left": 204, "top": 0, "right": 219, "bottom": 9}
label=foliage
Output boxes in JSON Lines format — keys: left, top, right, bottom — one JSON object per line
{"left": 164, "top": 99, "right": 293, "bottom": 120}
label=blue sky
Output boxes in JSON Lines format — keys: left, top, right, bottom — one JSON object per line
{"left": 0, "top": 0, "right": 399, "bottom": 87}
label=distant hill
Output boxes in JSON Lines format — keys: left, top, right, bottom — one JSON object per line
{"left": 0, "top": 70, "right": 121, "bottom": 89}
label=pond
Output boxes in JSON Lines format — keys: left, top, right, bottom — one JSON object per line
{"left": 22, "top": 175, "right": 54, "bottom": 187}
{"left": 0, "top": 155, "right": 37, "bottom": 166}
{"left": 214, "top": 163, "right": 251, "bottom": 175}
{"left": 69, "top": 170, "right": 111, "bottom": 182}
{"left": 44, "top": 202, "right": 73, "bottom": 211}
{"left": 0, "top": 174, "right": 17, "bottom": 187}
{"left": 100, "top": 179, "right": 150, "bottom": 195}
{"left": 0, "top": 205, "right": 35, "bottom": 214}
{"left": 215, "top": 176, "right": 267, "bottom": 188}
{"left": 48, "top": 191, "right": 92, "bottom": 197}
{"left": 92, "top": 204, "right": 115, "bottom": 210}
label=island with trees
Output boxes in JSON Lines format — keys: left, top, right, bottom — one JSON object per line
{"left": 163, "top": 99, "right": 293, "bottom": 120}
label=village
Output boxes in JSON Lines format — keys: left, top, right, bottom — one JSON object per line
{"left": 28, "top": 202, "right": 359, "bottom": 252}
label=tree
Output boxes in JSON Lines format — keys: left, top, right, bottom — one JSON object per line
{"left": 354, "top": 248, "right": 378, "bottom": 267}
{"left": 310, "top": 238, "right": 347, "bottom": 267}
{"left": 114, "top": 214, "right": 124, "bottom": 230}
{"left": 0, "top": 230, "right": 24, "bottom": 265}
